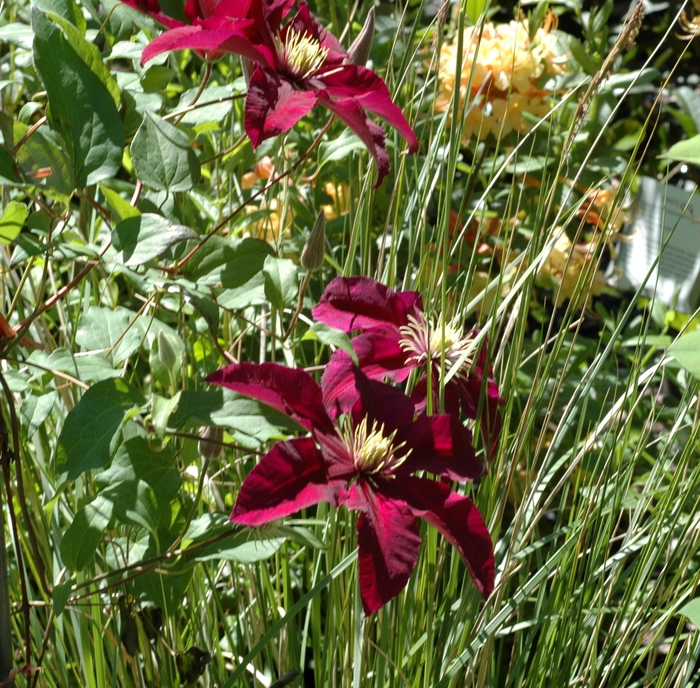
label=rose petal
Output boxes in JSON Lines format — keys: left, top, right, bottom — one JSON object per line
{"left": 244, "top": 65, "right": 318, "bottom": 148}
{"left": 231, "top": 438, "right": 347, "bottom": 525}
{"left": 206, "top": 362, "right": 335, "bottom": 434}
{"left": 312, "top": 276, "right": 421, "bottom": 332}
{"left": 387, "top": 476, "right": 495, "bottom": 598}
{"left": 349, "top": 481, "right": 421, "bottom": 615}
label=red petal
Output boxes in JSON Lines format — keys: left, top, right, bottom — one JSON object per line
{"left": 206, "top": 362, "right": 335, "bottom": 434}
{"left": 387, "top": 477, "right": 494, "bottom": 598}
{"left": 244, "top": 65, "right": 318, "bottom": 148}
{"left": 319, "top": 65, "right": 418, "bottom": 152}
{"left": 321, "top": 336, "right": 410, "bottom": 419}
{"left": 231, "top": 438, "right": 347, "bottom": 525}
{"left": 141, "top": 20, "right": 262, "bottom": 64}
{"left": 312, "top": 276, "right": 421, "bottom": 332}
{"left": 394, "top": 414, "right": 483, "bottom": 481}
{"left": 350, "top": 481, "right": 421, "bottom": 615}
{"left": 350, "top": 366, "right": 416, "bottom": 431}
{"left": 319, "top": 95, "right": 390, "bottom": 187}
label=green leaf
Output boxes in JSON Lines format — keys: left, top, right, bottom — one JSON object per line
{"left": 56, "top": 379, "right": 146, "bottom": 481}
{"left": 306, "top": 322, "right": 359, "bottom": 365}
{"left": 668, "top": 330, "right": 700, "bottom": 379}
{"left": 99, "top": 184, "right": 141, "bottom": 223}
{"left": 31, "top": 8, "right": 124, "bottom": 187}
{"left": 169, "top": 388, "right": 300, "bottom": 443}
{"left": 151, "top": 392, "right": 181, "bottom": 439}
{"left": 42, "top": 11, "right": 121, "bottom": 108}
{"left": 192, "top": 531, "right": 285, "bottom": 563}
{"left": 0, "top": 112, "right": 74, "bottom": 195}
{"left": 61, "top": 495, "right": 113, "bottom": 570}
{"left": 0, "top": 147, "right": 21, "bottom": 184}
{"left": 679, "top": 598, "right": 700, "bottom": 627}
{"left": 95, "top": 437, "right": 181, "bottom": 508}
{"left": 568, "top": 36, "right": 599, "bottom": 76}
{"left": 177, "top": 85, "right": 235, "bottom": 126}
{"left": 33, "top": 0, "right": 86, "bottom": 33}
{"left": 319, "top": 129, "right": 365, "bottom": 164}
{"left": 76, "top": 306, "right": 143, "bottom": 365}
{"left": 661, "top": 134, "right": 700, "bottom": 166}
{"left": 52, "top": 581, "right": 72, "bottom": 617}
{"left": 112, "top": 213, "right": 197, "bottom": 266}
{"left": 465, "top": 0, "right": 487, "bottom": 23}
{"left": 130, "top": 110, "right": 200, "bottom": 192}
{"left": 0, "top": 201, "right": 28, "bottom": 244}
{"left": 20, "top": 391, "right": 58, "bottom": 438}
{"left": 28, "top": 347, "right": 121, "bottom": 382}
{"left": 101, "top": 479, "right": 160, "bottom": 532}
{"left": 0, "top": 23, "right": 35, "bottom": 50}
{"left": 183, "top": 235, "right": 273, "bottom": 288}
{"left": 263, "top": 255, "right": 299, "bottom": 310}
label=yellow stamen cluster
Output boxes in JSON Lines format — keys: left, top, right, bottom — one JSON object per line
{"left": 347, "top": 417, "right": 409, "bottom": 474}
{"left": 435, "top": 16, "right": 567, "bottom": 141}
{"left": 274, "top": 29, "right": 329, "bottom": 79}
{"left": 399, "top": 313, "right": 475, "bottom": 377}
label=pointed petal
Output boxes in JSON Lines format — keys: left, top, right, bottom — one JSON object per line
{"left": 321, "top": 336, "right": 410, "bottom": 419}
{"left": 394, "top": 414, "right": 483, "bottom": 481}
{"left": 231, "top": 438, "right": 346, "bottom": 525}
{"left": 387, "top": 476, "right": 494, "bottom": 598}
{"left": 141, "top": 20, "right": 262, "bottom": 64}
{"left": 206, "top": 362, "right": 335, "bottom": 434}
{"left": 319, "top": 65, "right": 418, "bottom": 151}
{"left": 350, "top": 365, "right": 416, "bottom": 430}
{"left": 350, "top": 481, "right": 421, "bottom": 615}
{"left": 312, "top": 276, "right": 421, "bottom": 332}
{"left": 319, "top": 95, "right": 390, "bottom": 187}
{"left": 244, "top": 65, "right": 318, "bottom": 148}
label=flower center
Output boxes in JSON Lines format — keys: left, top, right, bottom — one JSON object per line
{"left": 345, "top": 417, "right": 409, "bottom": 474}
{"left": 274, "top": 29, "right": 329, "bottom": 79}
{"left": 398, "top": 312, "right": 475, "bottom": 378}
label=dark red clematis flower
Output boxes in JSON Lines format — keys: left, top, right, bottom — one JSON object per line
{"left": 127, "top": 0, "right": 418, "bottom": 186}
{"left": 122, "top": 0, "right": 272, "bottom": 65}
{"left": 312, "top": 276, "right": 503, "bottom": 462}
{"left": 240, "top": 2, "right": 418, "bottom": 186}
{"left": 205, "top": 361, "right": 494, "bottom": 615}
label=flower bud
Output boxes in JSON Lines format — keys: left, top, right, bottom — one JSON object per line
{"left": 301, "top": 211, "right": 326, "bottom": 272}
{"left": 198, "top": 425, "right": 224, "bottom": 459}
{"left": 348, "top": 7, "right": 375, "bottom": 66}
{"left": 157, "top": 330, "right": 178, "bottom": 371}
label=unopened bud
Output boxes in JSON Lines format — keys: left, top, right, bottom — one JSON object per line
{"left": 348, "top": 7, "right": 375, "bottom": 66}
{"left": 157, "top": 330, "right": 178, "bottom": 371}
{"left": 301, "top": 211, "right": 326, "bottom": 272}
{"left": 198, "top": 426, "right": 224, "bottom": 459}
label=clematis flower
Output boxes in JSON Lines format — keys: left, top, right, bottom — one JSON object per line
{"left": 312, "top": 276, "right": 503, "bottom": 461}
{"left": 205, "top": 362, "right": 494, "bottom": 615}
{"left": 122, "top": 0, "right": 271, "bottom": 65}
{"left": 128, "top": 0, "right": 418, "bottom": 186}
{"left": 240, "top": 2, "right": 419, "bottom": 186}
